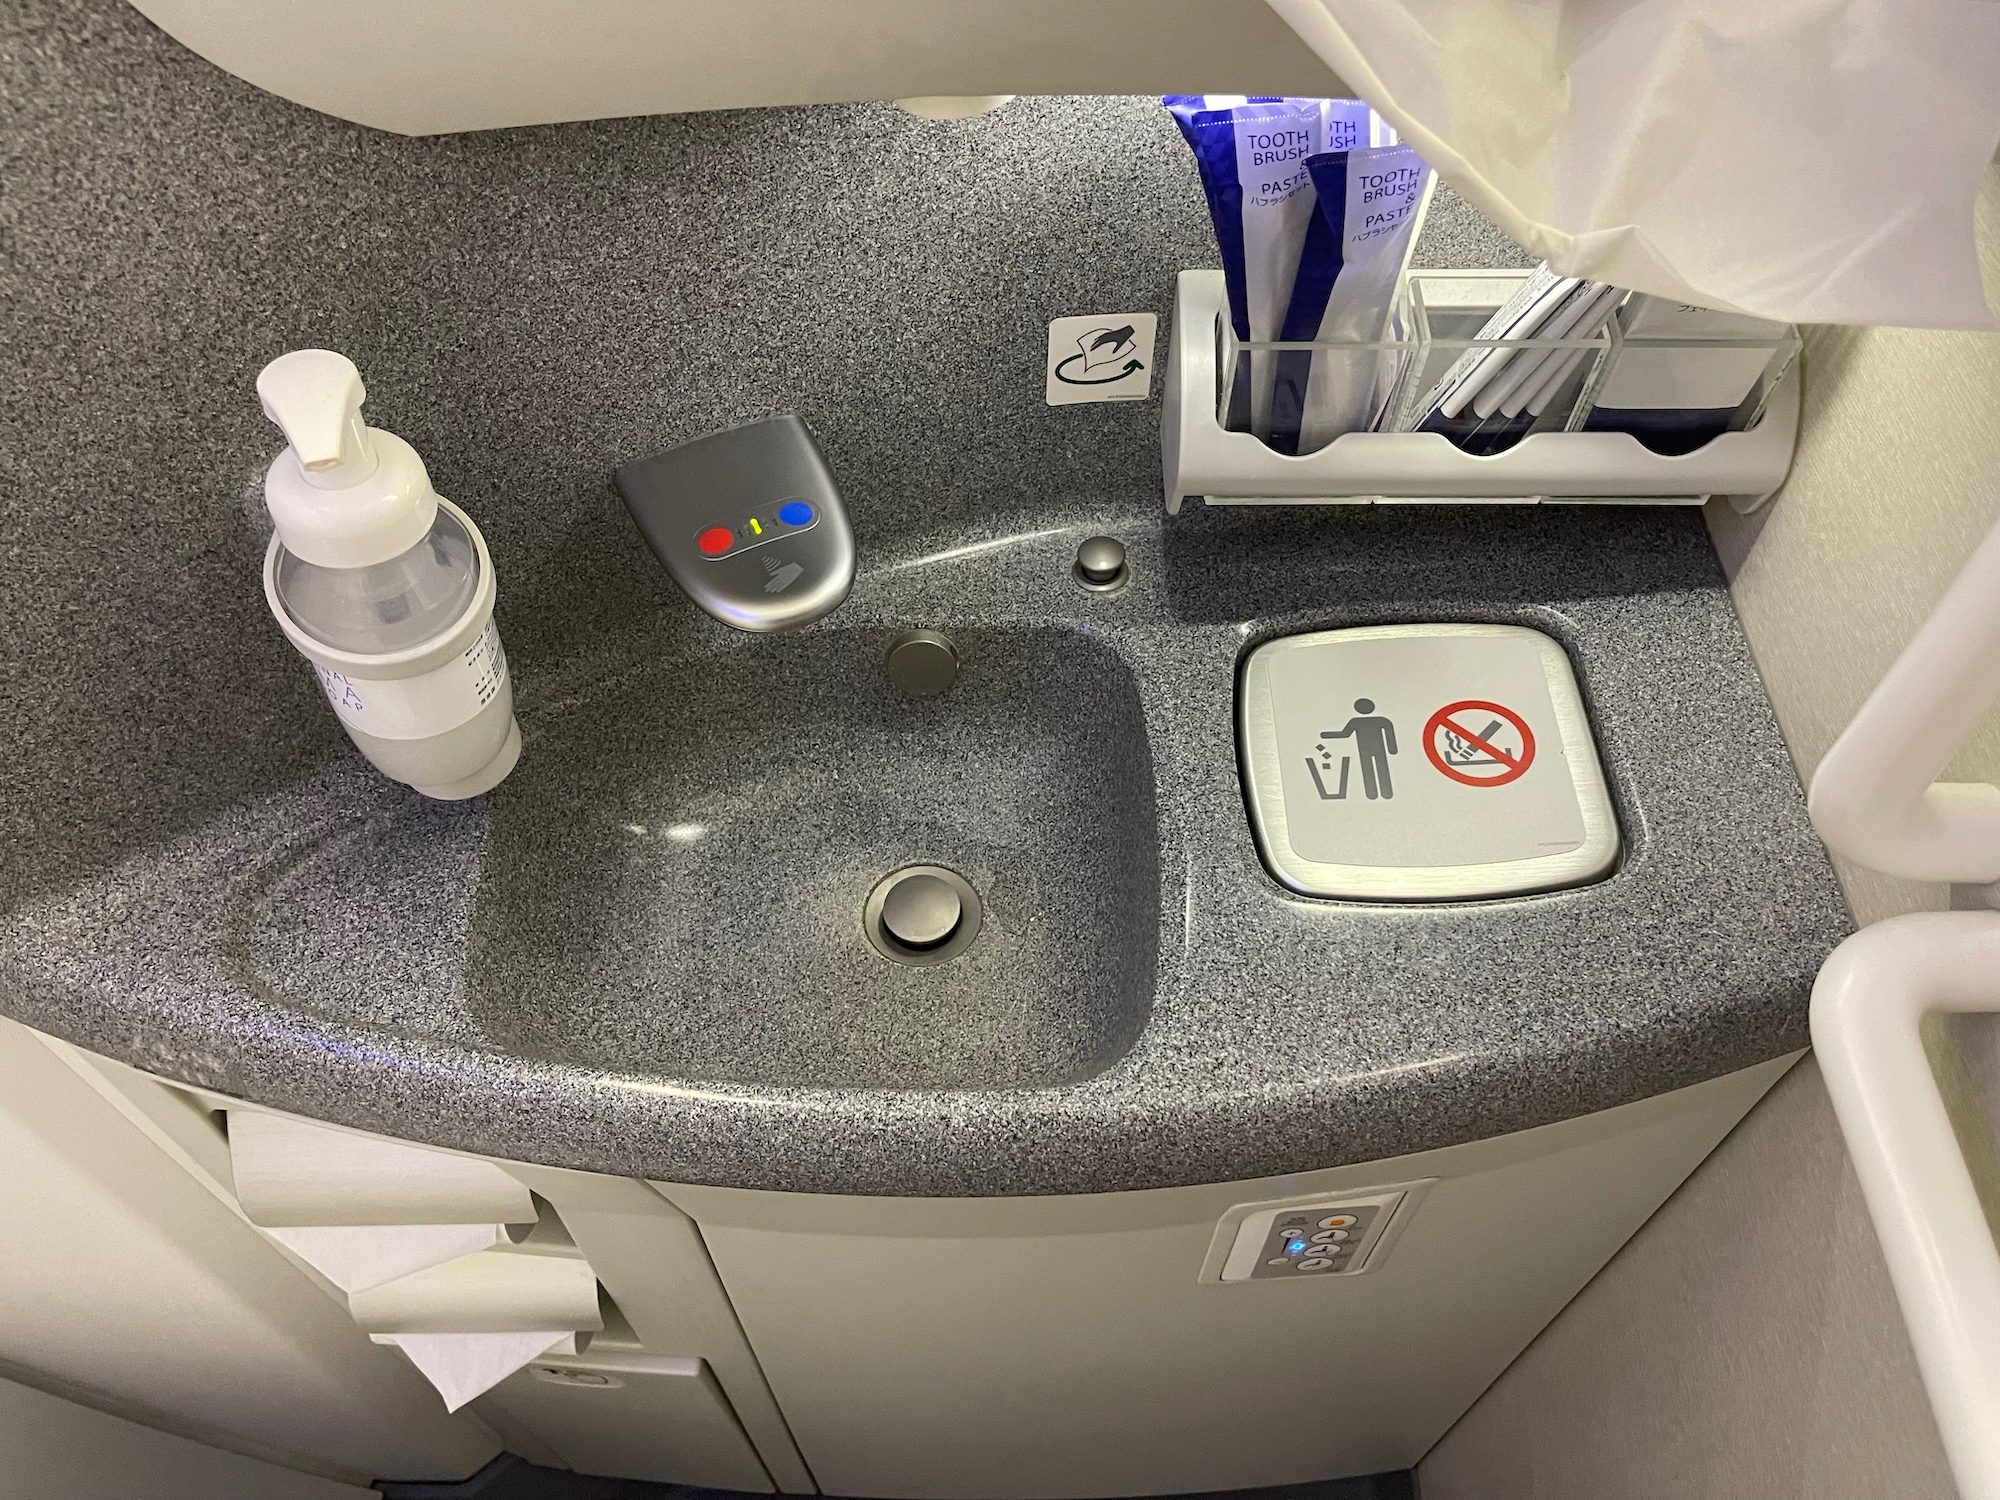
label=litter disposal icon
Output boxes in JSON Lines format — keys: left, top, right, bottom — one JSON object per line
{"left": 1055, "top": 324, "right": 1145, "bottom": 386}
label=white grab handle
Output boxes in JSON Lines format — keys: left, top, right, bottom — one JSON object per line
{"left": 1812, "top": 912, "right": 2000, "bottom": 1500}
{"left": 1808, "top": 514, "right": 2000, "bottom": 884}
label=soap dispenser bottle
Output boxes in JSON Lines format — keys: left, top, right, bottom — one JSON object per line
{"left": 256, "top": 349, "right": 521, "bottom": 799}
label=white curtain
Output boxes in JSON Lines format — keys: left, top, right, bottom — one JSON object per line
{"left": 1264, "top": 0, "right": 2000, "bottom": 328}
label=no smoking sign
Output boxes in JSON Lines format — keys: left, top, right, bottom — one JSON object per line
{"left": 1422, "top": 699, "right": 1536, "bottom": 787}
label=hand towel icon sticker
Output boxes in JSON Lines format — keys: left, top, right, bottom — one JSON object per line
{"left": 1045, "top": 313, "right": 1157, "bottom": 406}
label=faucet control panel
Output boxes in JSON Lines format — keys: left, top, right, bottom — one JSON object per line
{"left": 616, "top": 415, "right": 855, "bottom": 633}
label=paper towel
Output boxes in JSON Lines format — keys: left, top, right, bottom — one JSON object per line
{"left": 265, "top": 1222, "right": 526, "bottom": 1294}
{"left": 348, "top": 1247, "right": 601, "bottom": 1410}
{"left": 228, "top": 1109, "right": 537, "bottom": 1227}
{"left": 1265, "top": 0, "right": 2000, "bottom": 328}
{"left": 226, "top": 1108, "right": 599, "bottom": 1409}
{"left": 346, "top": 1248, "right": 604, "bottom": 1335}
{"left": 371, "top": 1330, "right": 590, "bottom": 1413}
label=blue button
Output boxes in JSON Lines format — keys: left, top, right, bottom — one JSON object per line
{"left": 778, "top": 500, "right": 815, "bottom": 527}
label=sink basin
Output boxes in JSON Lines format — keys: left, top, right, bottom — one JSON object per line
{"left": 11, "top": 506, "right": 1856, "bottom": 1194}
{"left": 245, "top": 623, "right": 1160, "bottom": 1091}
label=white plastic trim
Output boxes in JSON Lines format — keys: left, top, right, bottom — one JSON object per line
{"left": 1808, "top": 514, "right": 2000, "bottom": 885}
{"left": 1812, "top": 912, "right": 2000, "bottom": 1500}
{"left": 892, "top": 96, "right": 1014, "bottom": 119}
{"left": 1162, "top": 270, "right": 1800, "bottom": 513}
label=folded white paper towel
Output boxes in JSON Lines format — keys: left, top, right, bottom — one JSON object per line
{"left": 1265, "top": 0, "right": 2000, "bottom": 328}
{"left": 266, "top": 1222, "right": 523, "bottom": 1295}
{"left": 372, "top": 1330, "right": 588, "bottom": 1413}
{"left": 346, "top": 1249, "right": 604, "bottom": 1335}
{"left": 228, "top": 1109, "right": 537, "bottom": 1227}
{"left": 226, "top": 1108, "right": 600, "bottom": 1408}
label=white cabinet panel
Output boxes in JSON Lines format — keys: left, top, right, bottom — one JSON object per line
{"left": 0, "top": 1374, "right": 375, "bottom": 1500}
{"left": 23, "top": 1034, "right": 814, "bottom": 1493}
{"left": 0, "top": 1020, "right": 497, "bottom": 1484}
{"left": 661, "top": 1059, "right": 1791, "bottom": 1500}
{"left": 482, "top": 1352, "right": 771, "bottom": 1491}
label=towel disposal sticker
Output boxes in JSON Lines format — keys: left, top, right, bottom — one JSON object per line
{"left": 1045, "top": 314, "right": 1157, "bottom": 405}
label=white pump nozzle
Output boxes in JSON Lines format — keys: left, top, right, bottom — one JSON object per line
{"left": 257, "top": 349, "right": 377, "bottom": 488}
{"left": 256, "top": 348, "right": 439, "bottom": 569}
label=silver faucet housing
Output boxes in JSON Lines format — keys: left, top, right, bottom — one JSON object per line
{"left": 615, "top": 414, "right": 856, "bottom": 633}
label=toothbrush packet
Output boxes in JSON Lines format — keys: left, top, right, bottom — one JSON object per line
{"left": 1271, "top": 144, "right": 1434, "bottom": 453}
{"left": 1164, "top": 95, "right": 1388, "bottom": 443}
{"left": 1413, "top": 265, "right": 1623, "bottom": 450}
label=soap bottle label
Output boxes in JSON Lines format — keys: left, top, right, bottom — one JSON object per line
{"left": 312, "top": 619, "right": 508, "bottom": 740}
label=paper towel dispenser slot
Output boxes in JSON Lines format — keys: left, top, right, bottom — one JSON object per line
{"left": 226, "top": 1108, "right": 538, "bottom": 1228}
{"left": 224, "top": 1106, "right": 605, "bottom": 1409}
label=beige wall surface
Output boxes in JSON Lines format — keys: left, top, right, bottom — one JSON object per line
{"left": 1707, "top": 166, "right": 2000, "bottom": 927}
{"left": 1416, "top": 1059, "right": 1955, "bottom": 1500}
{"left": 0, "top": 1374, "right": 374, "bottom": 1500}
{"left": 1417, "top": 166, "right": 2000, "bottom": 1500}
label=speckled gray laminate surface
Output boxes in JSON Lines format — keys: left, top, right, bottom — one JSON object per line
{"left": 0, "top": 504, "right": 1852, "bottom": 1195}
{"left": 3, "top": 0, "right": 1844, "bottom": 1195}
{"left": 1, "top": 0, "right": 1526, "bottom": 915}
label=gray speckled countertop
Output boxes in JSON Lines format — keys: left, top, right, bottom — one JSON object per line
{"left": 0, "top": 502, "right": 1851, "bottom": 1195}
{"left": 4, "top": 2, "right": 1845, "bottom": 1192}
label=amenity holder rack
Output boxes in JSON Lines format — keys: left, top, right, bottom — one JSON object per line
{"left": 1163, "top": 268, "right": 1802, "bottom": 515}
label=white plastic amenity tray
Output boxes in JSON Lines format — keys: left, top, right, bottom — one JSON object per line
{"left": 1162, "top": 269, "right": 1801, "bottom": 514}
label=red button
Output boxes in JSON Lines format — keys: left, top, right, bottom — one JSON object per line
{"left": 696, "top": 526, "right": 733, "bottom": 557}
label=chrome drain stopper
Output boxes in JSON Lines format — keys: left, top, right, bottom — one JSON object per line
{"left": 864, "top": 865, "right": 982, "bottom": 965}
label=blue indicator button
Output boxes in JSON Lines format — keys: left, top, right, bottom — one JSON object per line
{"left": 778, "top": 500, "right": 815, "bottom": 527}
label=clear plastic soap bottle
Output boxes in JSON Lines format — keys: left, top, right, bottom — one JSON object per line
{"left": 257, "top": 349, "right": 521, "bottom": 799}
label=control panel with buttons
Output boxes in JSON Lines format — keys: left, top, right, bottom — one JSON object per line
{"left": 693, "top": 497, "right": 819, "bottom": 561}
{"left": 1251, "top": 1207, "right": 1381, "bottom": 1278}
{"left": 614, "top": 415, "right": 854, "bottom": 634}
{"left": 1206, "top": 1181, "right": 1436, "bottom": 1283}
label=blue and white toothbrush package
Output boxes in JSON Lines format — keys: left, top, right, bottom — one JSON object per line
{"left": 1278, "top": 145, "right": 1434, "bottom": 453}
{"left": 1165, "top": 96, "right": 1431, "bottom": 455}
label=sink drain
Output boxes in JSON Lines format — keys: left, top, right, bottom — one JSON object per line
{"left": 864, "top": 865, "right": 982, "bottom": 965}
